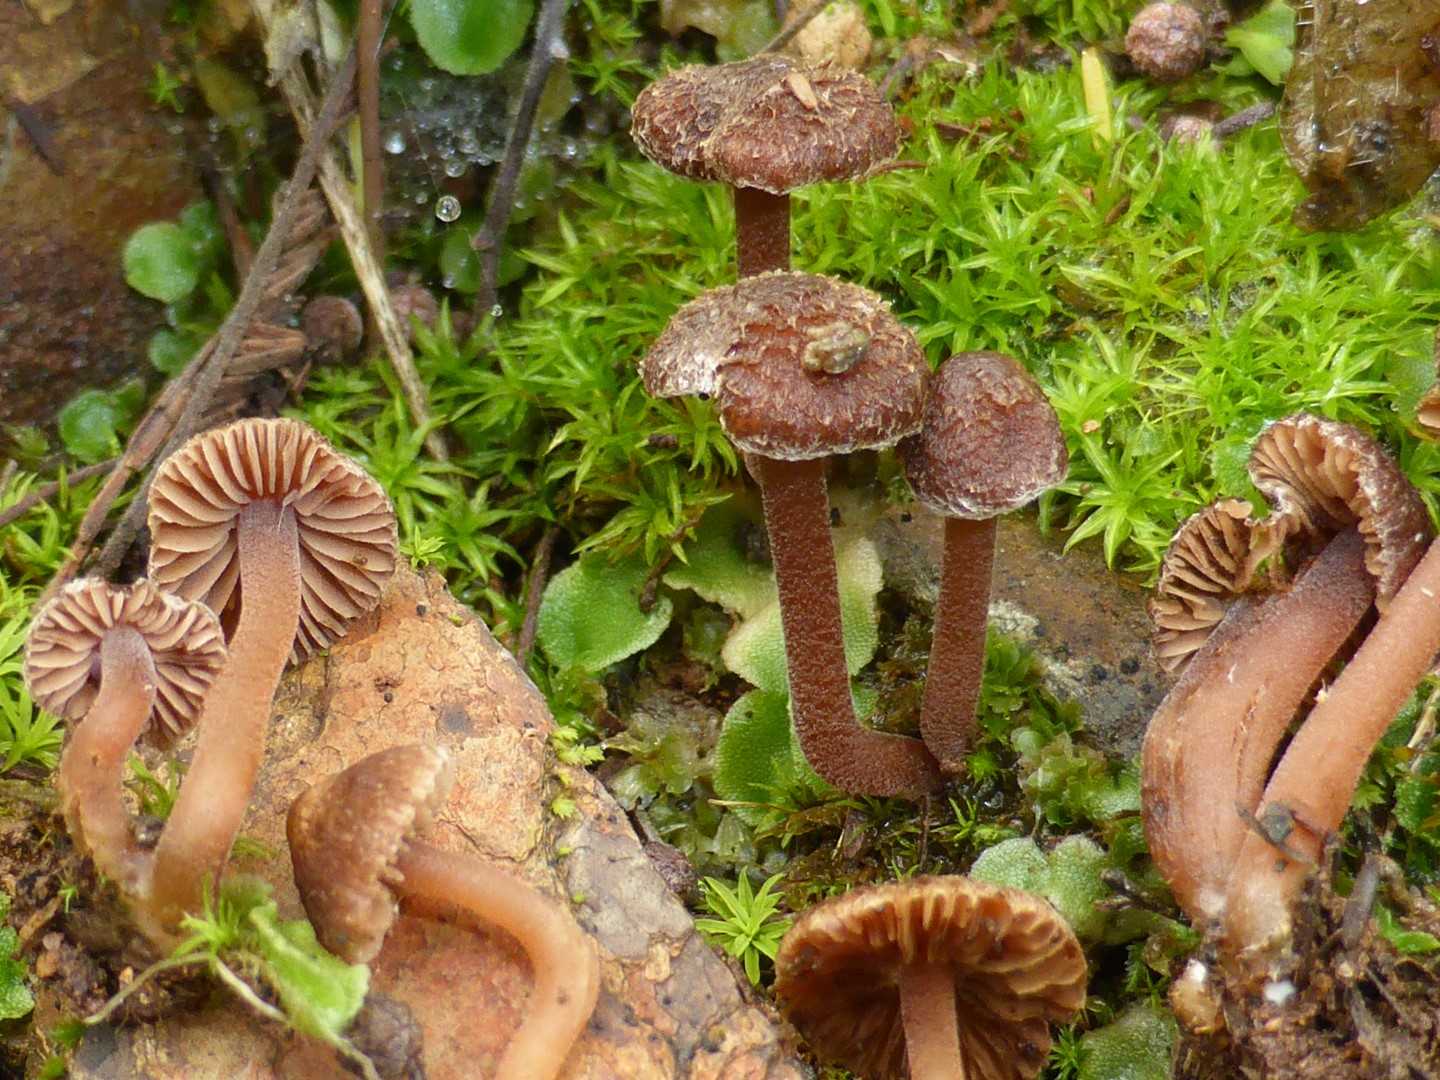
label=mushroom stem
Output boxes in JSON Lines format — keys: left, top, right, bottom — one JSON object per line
{"left": 734, "top": 187, "right": 790, "bottom": 277}
{"left": 920, "top": 517, "right": 997, "bottom": 774}
{"left": 898, "top": 960, "right": 965, "bottom": 1080}
{"left": 1223, "top": 535, "right": 1440, "bottom": 957}
{"left": 144, "top": 500, "right": 301, "bottom": 941}
{"left": 752, "top": 454, "right": 942, "bottom": 797}
{"left": 56, "top": 627, "right": 155, "bottom": 887}
{"left": 394, "top": 840, "right": 600, "bottom": 1080}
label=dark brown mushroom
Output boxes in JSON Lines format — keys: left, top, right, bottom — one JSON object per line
{"left": 773, "top": 876, "right": 1087, "bottom": 1080}
{"left": 642, "top": 272, "right": 940, "bottom": 796}
{"left": 288, "top": 744, "right": 599, "bottom": 1080}
{"left": 630, "top": 55, "right": 901, "bottom": 277}
{"left": 140, "top": 416, "right": 396, "bottom": 942}
{"left": 899, "top": 352, "right": 1067, "bottom": 775}
{"left": 24, "top": 578, "right": 225, "bottom": 888}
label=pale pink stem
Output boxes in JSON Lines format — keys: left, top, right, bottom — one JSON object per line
{"left": 899, "top": 960, "right": 965, "bottom": 1080}
{"left": 396, "top": 841, "right": 599, "bottom": 1080}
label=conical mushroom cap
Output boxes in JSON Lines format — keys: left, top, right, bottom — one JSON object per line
{"left": 631, "top": 55, "right": 901, "bottom": 194}
{"left": 24, "top": 578, "right": 226, "bottom": 748}
{"left": 287, "top": 744, "right": 455, "bottom": 964}
{"left": 147, "top": 417, "right": 398, "bottom": 663}
{"left": 774, "top": 876, "right": 1086, "bottom": 1080}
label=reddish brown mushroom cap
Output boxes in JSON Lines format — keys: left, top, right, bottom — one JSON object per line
{"left": 900, "top": 352, "right": 1068, "bottom": 519}
{"left": 641, "top": 272, "right": 927, "bottom": 459}
{"left": 24, "top": 578, "right": 226, "bottom": 748}
{"left": 147, "top": 417, "right": 398, "bottom": 661}
{"left": 775, "top": 876, "right": 1087, "bottom": 1080}
{"left": 288, "top": 743, "right": 454, "bottom": 964}
{"left": 630, "top": 56, "right": 901, "bottom": 194}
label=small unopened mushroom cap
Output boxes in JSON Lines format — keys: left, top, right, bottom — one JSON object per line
{"left": 24, "top": 578, "right": 227, "bottom": 748}
{"left": 630, "top": 55, "right": 901, "bottom": 194}
{"left": 288, "top": 743, "right": 455, "bottom": 964}
{"left": 1248, "top": 413, "right": 1429, "bottom": 607}
{"left": 1149, "top": 498, "right": 1271, "bottom": 673}
{"left": 900, "top": 352, "right": 1068, "bottom": 519}
{"left": 641, "top": 272, "right": 927, "bottom": 459}
{"left": 774, "top": 876, "right": 1087, "bottom": 1080}
{"left": 148, "top": 417, "right": 398, "bottom": 662}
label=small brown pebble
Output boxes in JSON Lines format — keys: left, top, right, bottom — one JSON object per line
{"left": 1126, "top": 2, "right": 1208, "bottom": 84}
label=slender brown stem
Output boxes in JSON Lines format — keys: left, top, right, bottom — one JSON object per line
{"left": 920, "top": 516, "right": 996, "bottom": 774}
{"left": 395, "top": 840, "right": 599, "bottom": 1080}
{"left": 1224, "top": 535, "right": 1440, "bottom": 957}
{"left": 899, "top": 961, "right": 964, "bottom": 1080}
{"left": 734, "top": 187, "right": 791, "bottom": 278}
{"left": 357, "top": 0, "right": 385, "bottom": 258}
{"left": 56, "top": 627, "right": 155, "bottom": 888}
{"left": 141, "top": 501, "right": 301, "bottom": 942}
{"left": 753, "top": 455, "right": 941, "bottom": 796}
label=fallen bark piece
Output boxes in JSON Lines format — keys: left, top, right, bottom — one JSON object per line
{"left": 53, "top": 565, "right": 804, "bottom": 1080}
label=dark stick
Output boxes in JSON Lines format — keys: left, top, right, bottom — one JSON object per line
{"left": 759, "top": 0, "right": 831, "bottom": 54}
{"left": 357, "top": 0, "right": 386, "bottom": 258}
{"left": 474, "top": 0, "right": 571, "bottom": 316}
{"left": 0, "top": 461, "right": 114, "bottom": 533}
{"left": 516, "top": 525, "right": 560, "bottom": 664}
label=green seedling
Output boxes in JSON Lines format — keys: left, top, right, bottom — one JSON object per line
{"left": 1220, "top": 0, "right": 1296, "bottom": 85}
{"left": 694, "top": 872, "right": 791, "bottom": 986}
{"left": 57, "top": 382, "right": 146, "bottom": 465}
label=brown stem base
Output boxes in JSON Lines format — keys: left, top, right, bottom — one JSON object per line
{"left": 734, "top": 187, "right": 790, "bottom": 278}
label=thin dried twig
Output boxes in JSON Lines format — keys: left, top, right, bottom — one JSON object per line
{"left": 0, "top": 460, "right": 114, "bottom": 532}
{"left": 516, "top": 525, "right": 560, "bottom": 664}
{"left": 475, "top": 0, "right": 571, "bottom": 316}
{"left": 759, "top": 0, "right": 831, "bottom": 54}
{"left": 357, "top": 0, "right": 386, "bottom": 258}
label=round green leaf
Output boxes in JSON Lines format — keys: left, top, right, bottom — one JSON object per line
{"left": 123, "top": 221, "right": 202, "bottom": 302}
{"left": 408, "top": 0, "right": 535, "bottom": 76}
{"left": 1078, "top": 1004, "right": 1177, "bottom": 1080}
{"left": 147, "top": 328, "right": 201, "bottom": 374}
{"left": 536, "top": 553, "right": 673, "bottom": 674}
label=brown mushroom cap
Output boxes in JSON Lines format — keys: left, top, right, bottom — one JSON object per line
{"left": 147, "top": 417, "right": 398, "bottom": 662}
{"left": 288, "top": 743, "right": 454, "bottom": 964}
{"left": 630, "top": 55, "right": 901, "bottom": 194}
{"left": 774, "top": 876, "right": 1087, "bottom": 1080}
{"left": 1248, "top": 413, "right": 1429, "bottom": 607}
{"left": 900, "top": 351, "right": 1068, "bottom": 519}
{"left": 24, "top": 578, "right": 226, "bottom": 748}
{"left": 641, "top": 272, "right": 927, "bottom": 459}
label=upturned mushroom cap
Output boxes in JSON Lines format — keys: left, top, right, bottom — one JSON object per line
{"left": 24, "top": 578, "right": 226, "bottom": 748}
{"left": 630, "top": 55, "right": 901, "bottom": 194}
{"left": 641, "top": 271, "right": 927, "bottom": 459}
{"left": 288, "top": 743, "right": 454, "bottom": 964}
{"left": 1248, "top": 413, "right": 1429, "bottom": 607}
{"left": 900, "top": 351, "right": 1068, "bottom": 519}
{"left": 774, "top": 876, "right": 1087, "bottom": 1080}
{"left": 147, "top": 417, "right": 398, "bottom": 662}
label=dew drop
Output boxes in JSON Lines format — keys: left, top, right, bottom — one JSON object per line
{"left": 384, "top": 130, "right": 406, "bottom": 155}
{"left": 434, "top": 195, "right": 462, "bottom": 222}
{"left": 443, "top": 159, "right": 467, "bottom": 178}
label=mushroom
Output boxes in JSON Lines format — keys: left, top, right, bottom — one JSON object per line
{"left": 288, "top": 744, "right": 600, "bottom": 1080}
{"left": 630, "top": 55, "right": 901, "bottom": 277}
{"left": 773, "top": 875, "right": 1087, "bottom": 1080}
{"left": 23, "top": 578, "right": 226, "bottom": 887}
{"left": 140, "top": 416, "right": 397, "bottom": 941}
{"left": 642, "top": 272, "right": 941, "bottom": 796}
{"left": 898, "top": 352, "right": 1068, "bottom": 775}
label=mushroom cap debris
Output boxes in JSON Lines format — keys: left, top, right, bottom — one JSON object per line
{"left": 774, "top": 876, "right": 1087, "bottom": 1080}
{"left": 630, "top": 55, "right": 901, "bottom": 194}
{"left": 641, "top": 271, "right": 927, "bottom": 460}
{"left": 24, "top": 577, "right": 227, "bottom": 748}
{"left": 288, "top": 743, "right": 455, "bottom": 964}
{"left": 147, "top": 417, "right": 398, "bottom": 663}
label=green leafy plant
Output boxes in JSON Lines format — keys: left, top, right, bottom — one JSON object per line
{"left": 694, "top": 872, "right": 791, "bottom": 985}
{"left": 407, "top": 0, "right": 535, "bottom": 75}
{"left": 535, "top": 552, "right": 674, "bottom": 674}
{"left": 0, "top": 893, "right": 34, "bottom": 1021}
{"left": 56, "top": 382, "right": 147, "bottom": 464}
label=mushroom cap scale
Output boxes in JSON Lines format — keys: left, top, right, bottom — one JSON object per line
{"left": 630, "top": 56, "right": 901, "bottom": 194}
{"left": 24, "top": 578, "right": 227, "bottom": 748}
{"left": 641, "top": 272, "right": 927, "bottom": 460}
{"left": 148, "top": 417, "right": 398, "bottom": 663}
{"left": 900, "top": 351, "right": 1068, "bottom": 520}
{"left": 774, "top": 876, "right": 1086, "bottom": 1080}
{"left": 287, "top": 743, "right": 455, "bottom": 964}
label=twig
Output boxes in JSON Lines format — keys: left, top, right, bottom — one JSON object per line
{"left": 84, "top": 954, "right": 210, "bottom": 1026}
{"left": 357, "top": 0, "right": 386, "bottom": 258}
{"left": 202, "top": 163, "right": 256, "bottom": 281}
{"left": 0, "top": 460, "right": 113, "bottom": 532}
{"left": 966, "top": 0, "right": 1012, "bottom": 37}
{"left": 516, "top": 525, "right": 560, "bottom": 664}
{"left": 760, "top": 0, "right": 831, "bottom": 54}
{"left": 474, "top": 0, "right": 571, "bottom": 316}
{"left": 6, "top": 96, "right": 65, "bottom": 175}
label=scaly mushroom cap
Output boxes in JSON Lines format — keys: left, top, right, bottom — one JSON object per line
{"left": 147, "top": 417, "right": 398, "bottom": 662}
{"left": 24, "top": 578, "right": 227, "bottom": 749}
{"left": 774, "top": 876, "right": 1087, "bottom": 1080}
{"left": 630, "top": 55, "right": 901, "bottom": 194}
{"left": 1249, "top": 413, "right": 1429, "bottom": 607}
{"left": 640, "top": 272, "right": 927, "bottom": 459}
{"left": 288, "top": 743, "right": 455, "bottom": 964}
{"left": 900, "top": 351, "right": 1068, "bottom": 519}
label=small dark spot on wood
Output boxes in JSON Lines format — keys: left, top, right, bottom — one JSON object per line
{"left": 1089, "top": 663, "right": 1108, "bottom": 683}
{"left": 416, "top": 604, "right": 427, "bottom": 616}
{"left": 383, "top": 692, "right": 394, "bottom": 703}
{"left": 437, "top": 703, "right": 475, "bottom": 736}
{"left": 829, "top": 507, "right": 841, "bottom": 526}
{"left": 1119, "top": 656, "right": 1140, "bottom": 675}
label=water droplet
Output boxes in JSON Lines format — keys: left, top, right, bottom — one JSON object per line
{"left": 444, "top": 160, "right": 466, "bottom": 178}
{"left": 384, "top": 131, "right": 407, "bottom": 155}
{"left": 434, "top": 195, "right": 462, "bottom": 222}
{"left": 490, "top": 304, "right": 504, "bottom": 319}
